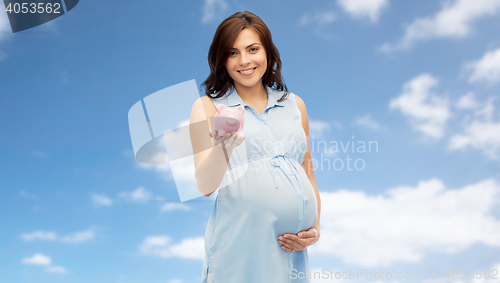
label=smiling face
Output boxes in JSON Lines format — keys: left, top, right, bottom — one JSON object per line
{"left": 225, "top": 28, "right": 267, "bottom": 91}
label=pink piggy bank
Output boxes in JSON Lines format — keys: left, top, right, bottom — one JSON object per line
{"left": 213, "top": 104, "right": 245, "bottom": 138}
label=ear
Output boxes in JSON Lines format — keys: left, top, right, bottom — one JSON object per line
{"left": 217, "top": 104, "right": 227, "bottom": 112}
{"left": 236, "top": 105, "right": 245, "bottom": 113}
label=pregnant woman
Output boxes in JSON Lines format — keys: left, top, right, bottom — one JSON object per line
{"left": 189, "top": 11, "right": 321, "bottom": 283}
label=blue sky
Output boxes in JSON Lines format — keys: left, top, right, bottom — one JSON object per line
{"left": 1, "top": 0, "right": 500, "bottom": 282}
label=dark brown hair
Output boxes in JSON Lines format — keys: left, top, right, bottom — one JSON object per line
{"left": 201, "top": 11, "right": 289, "bottom": 102}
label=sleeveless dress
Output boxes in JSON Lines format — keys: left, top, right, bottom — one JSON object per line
{"left": 201, "top": 86, "right": 318, "bottom": 283}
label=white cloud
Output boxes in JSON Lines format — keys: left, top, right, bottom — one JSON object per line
{"left": 299, "top": 10, "right": 336, "bottom": 26}
{"left": 22, "top": 254, "right": 51, "bottom": 266}
{"left": 309, "top": 119, "right": 332, "bottom": 138}
{"left": 449, "top": 102, "right": 500, "bottom": 160}
{"left": 90, "top": 193, "right": 113, "bottom": 207}
{"left": 201, "top": 0, "right": 228, "bottom": 24}
{"left": 60, "top": 69, "right": 69, "bottom": 84}
{"left": 137, "top": 160, "right": 171, "bottom": 181}
{"left": 119, "top": 187, "right": 152, "bottom": 203}
{"left": 46, "top": 265, "right": 68, "bottom": 274}
{"left": 20, "top": 190, "right": 37, "bottom": 199}
{"left": 32, "top": 149, "right": 48, "bottom": 157}
{"left": 20, "top": 231, "right": 58, "bottom": 241}
{"left": 310, "top": 178, "right": 500, "bottom": 267}
{"left": 330, "top": 121, "right": 343, "bottom": 130}
{"left": 380, "top": 0, "right": 500, "bottom": 52}
{"left": 166, "top": 156, "right": 196, "bottom": 183}
{"left": 160, "top": 203, "right": 191, "bottom": 212}
{"left": 20, "top": 228, "right": 95, "bottom": 244}
{"left": 21, "top": 254, "right": 68, "bottom": 274}
{"left": 474, "top": 97, "right": 496, "bottom": 121}
{"left": 456, "top": 92, "right": 479, "bottom": 109}
{"left": 138, "top": 236, "right": 204, "bottom": 260}
{"left": 352, "top": 114, "right": 381, "bottom": 130}
{"left": 449, "top": 121, "right": 500, "bottom": 160}
{"left": 389, "top": 74, "right": 450, "bottom": 139}
{"left": 337, "top": 0, "right": 389, "bottom": 23}
{"left": 449, "top": 96, "right": 500, "bottom": 159}
{"left": 465, "top": 48, "right": 500, "bottom": 84}
{"left": 59, "top": 229, "right": 95, "bottom": 243}
{"left": 298, "top": 10, "right": 336, "bottom": 39}
{"left": 122, "top": 148, "right": 133, "bottom": 157}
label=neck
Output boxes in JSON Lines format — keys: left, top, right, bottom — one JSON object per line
{"left": 234, "top": 81, "right": 268, "bottom": 103}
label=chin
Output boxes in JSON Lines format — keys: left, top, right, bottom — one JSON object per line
{"left": 232, "top": 76, "right": 265, "bottom": 89}
{"left": 236, "top": 81, "right": 261, "bottom": 89}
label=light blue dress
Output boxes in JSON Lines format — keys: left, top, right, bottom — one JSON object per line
{"left": 201, "top": 86, "right": 318, "bottom": 283}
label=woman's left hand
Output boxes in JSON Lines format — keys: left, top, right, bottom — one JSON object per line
{"left": 278, "top": 227, "right": 320, "bottom": 252}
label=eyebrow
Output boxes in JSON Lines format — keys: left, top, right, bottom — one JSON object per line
{"left": 230, "top": 43, "right": 261, "bottom": 50}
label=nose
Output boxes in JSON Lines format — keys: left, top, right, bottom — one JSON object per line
{"left": 238, "top": 52, "right": 250, "bottom": 66}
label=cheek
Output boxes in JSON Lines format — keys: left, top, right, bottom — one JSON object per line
{"left": 260, "top": 55, "right": 267, "bottom": 69}
{"left": 260, "top": 53, "right": 267, "bottom": 65}
{"left": 225, "top": 59, "right": 234, "bottom": 71}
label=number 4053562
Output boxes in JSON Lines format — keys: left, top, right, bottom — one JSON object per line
{"left": 443, "top": 269, "right": 498, "bottom": 280}
{"left": 5, "top": 2, "right": 62, "bottom": 14}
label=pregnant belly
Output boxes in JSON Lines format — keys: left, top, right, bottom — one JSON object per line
{"left": 219, "top": 159, "right": 318, "bottom": 235}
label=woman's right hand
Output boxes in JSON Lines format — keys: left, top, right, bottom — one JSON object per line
{"left": 209, "top": 129, "right": 245, "bottom": 151}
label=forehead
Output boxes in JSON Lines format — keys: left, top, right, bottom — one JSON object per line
{"left": 232, "top": 28, "right": 261, "bottom": 47}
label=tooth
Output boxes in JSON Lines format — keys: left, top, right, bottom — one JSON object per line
{"left": 240, "top": 68, "right": 254, "bottom": 73}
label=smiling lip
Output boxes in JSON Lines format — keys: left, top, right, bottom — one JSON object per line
{"left": 237, "top": 67, "right": 257, "bottom": 76}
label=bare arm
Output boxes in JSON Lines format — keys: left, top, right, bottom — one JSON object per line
{"left": 189, "top": 96, "right": 244, "bottom": 197}
{"left": 295, "top": 94, "right": 321, "bottom": 238}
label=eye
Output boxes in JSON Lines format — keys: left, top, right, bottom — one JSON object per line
{"left": 229, "top": 51, "right": 237, "bottom": 56}
{"left": 250, "top": 47, "right": 258, "bottom": 52}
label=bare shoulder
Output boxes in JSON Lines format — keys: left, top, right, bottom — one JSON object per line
{"left": 294, "top": 93, "right": 307, "bottom": 114}
{"left": 192, "top": 95, "right": 218, "bottom": 120}
{"left": 205, "top": 96, "right": 218, "bottom": 116}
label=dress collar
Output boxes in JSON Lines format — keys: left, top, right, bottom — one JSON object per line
{"left": 226, "top": 85, "right": 285, "bottom": 109}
